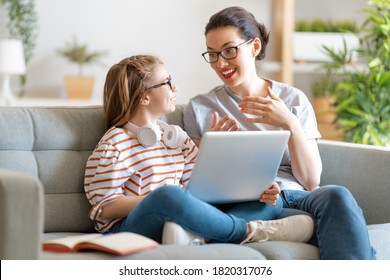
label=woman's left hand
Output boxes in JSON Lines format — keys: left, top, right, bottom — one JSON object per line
{"left": 259, "top": 182, "right": 280, "bottom": 206}
{"left": 240, "top": 88, "right": 322, "bottom": 191}
{"left": 239, "top": 87, "right": 295, "bottom": 130}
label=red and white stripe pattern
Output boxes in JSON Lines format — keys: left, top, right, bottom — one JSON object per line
{"left": 84, "top": 126, "right": 198, "bottom": 232}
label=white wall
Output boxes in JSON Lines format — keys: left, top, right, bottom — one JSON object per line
{"left": 0, "top": 0, "right": 369, "bottom": 104}
{"left": 295, "top": 0, "right": 368, "bottom": 22}
{"left": 0, "top": 0, "right": 272, "bottom": 104}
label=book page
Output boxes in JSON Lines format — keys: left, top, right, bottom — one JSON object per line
{"left": 74, "top": 232, "right": 158, "bottom": 255}
{"left": 43, "top": 233, "right": 103, "bottom": 252}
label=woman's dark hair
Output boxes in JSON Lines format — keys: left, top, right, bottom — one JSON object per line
{"left": 103, "top": 55, "right": 162, "bottom": 129}
{"left": 205, "top": 6, "right": 270, "bottom": 60}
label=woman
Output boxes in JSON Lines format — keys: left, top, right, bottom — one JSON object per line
{"left": 84, "top": 55, "right": 313, "bottom": 246}
{"left": 183, "top": 6, "right": 375, "bottom": 259}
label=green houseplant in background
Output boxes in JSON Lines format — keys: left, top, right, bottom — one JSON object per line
{"left": 0, "top": 0, "right": 38, "bottom": 96}
{"left": 56, "top": 37, "right": 106, "bottom": 77}
{"left": 294, "top": 18, "right": 359, "bottom": 62}
{"left": 56, "top": 37, "right": 106, "bottom": 99}
{"left": 295, "top": 18, "right": 358, "bottom": 33}
{"left": 322, "top": 0, "right": 390, "bottom": 146}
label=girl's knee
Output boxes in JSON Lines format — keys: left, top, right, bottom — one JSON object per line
{"left": 147, "top": 186, "right": 188, "bottom": 208}
{"left": 151, "top": 185, "right": 183, "bottom": 197}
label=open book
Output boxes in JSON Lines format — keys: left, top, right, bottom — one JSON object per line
{"left": 42, "top": 232, "right": 159, "bottom": 255}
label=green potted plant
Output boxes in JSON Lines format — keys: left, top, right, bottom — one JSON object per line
{"left": 311, "top": 75, "right": 337, "bottom": 123}
{"left": 294, "top": 18, "right": 359, "bottom": 63}
{"left": 321, "top": 0, "right": 390, "bottom": 146}
{"left": 310, "top": 75, "right": 344, "bottom": 141}
{"left": 0, "top": 0, "right": 38, "bottom": 96}
{"left": 57, "top": 37, "right": 106, "bottom": 99}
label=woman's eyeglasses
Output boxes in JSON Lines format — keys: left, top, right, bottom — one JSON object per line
{"left": 202, "top": 38, "right": 254, "bottom": 63}
{"left": 146, "top": 76, "right": 173, "bottom": 91}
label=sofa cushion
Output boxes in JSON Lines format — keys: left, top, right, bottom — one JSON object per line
{"left": 0, "top": 106, "right": 106, "bottom": 233}
{"left": 245, "top": 241, "right": 320, "bottom": 260}
{"left": 40, "top": 244, "right": 266, "bottom": 260}
{"left": 318, "top": 140, "right": 390, "bottom": 225}
{"left": 41, "top": 232, "right": 266, "bottom": 260}
{"left": 368, "top": 223, "right": 390, "bottom": 260}
{"left": 244, "top": 224, "right": 390, "bottom": 260}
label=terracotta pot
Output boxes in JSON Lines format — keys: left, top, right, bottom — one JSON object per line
{"left": 312, "top": 96, "right": 344, "bottom": 141}
{"left": 64, "top": 75, "right": 95, "bottom": 99}
{"left": 312, "top": 96, "right": 336, "bottom": 124}
{"left": 317, "top": 122, "right": 344, "bottom": 141}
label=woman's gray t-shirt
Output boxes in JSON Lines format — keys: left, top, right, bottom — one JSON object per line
{"left": 183, "top": 79, "right": 321, "bottom": 191}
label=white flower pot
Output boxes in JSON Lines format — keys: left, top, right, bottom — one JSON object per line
{"left": 293, "top": 32, "right": 359, "bottom": 62}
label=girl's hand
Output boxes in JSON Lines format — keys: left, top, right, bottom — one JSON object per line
{"left": 239, "top": 87, "right": 295, "bottom": 130}
{"left": 259, "top": 182, "right": 280, "bottom": 206}
{"left": 209, "top": 111, "right": 239, "bottom": 132}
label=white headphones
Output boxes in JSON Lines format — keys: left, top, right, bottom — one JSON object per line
{"left": 124, "top": 120, "right": 186, "bottom": 148}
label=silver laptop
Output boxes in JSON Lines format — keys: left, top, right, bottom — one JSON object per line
{"left": 187, "top": 130, "right": 290, "bottom": 204}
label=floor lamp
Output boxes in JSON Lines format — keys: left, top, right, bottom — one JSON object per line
{"left": 0, "top": 39, "right": 26, "bottom": 105}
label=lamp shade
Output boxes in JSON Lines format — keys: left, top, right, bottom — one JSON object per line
{"left": 0, "top": 39, "right": 26, "bottom": 75}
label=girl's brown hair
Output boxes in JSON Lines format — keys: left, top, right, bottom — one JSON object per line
{"left": 103, "top": 55, "right": 162, "bottom": 130}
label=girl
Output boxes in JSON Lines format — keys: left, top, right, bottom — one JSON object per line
{"left": 84, "top": 55, "right": 313, "bottom": 245}
{"left": 183, "top": 6, "right": 375, "bottom": 259}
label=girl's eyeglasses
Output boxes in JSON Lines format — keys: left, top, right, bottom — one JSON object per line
{"left": 146, "top": 76, "right": 173, "bottom": 91}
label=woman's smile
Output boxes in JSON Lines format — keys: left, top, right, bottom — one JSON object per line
{"left": 221, "top": 68, "right": 237, "bottom": 79}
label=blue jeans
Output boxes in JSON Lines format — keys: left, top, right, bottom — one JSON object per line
{"left": 281, "top": 185, "right": 376, "bottom": 260}
{"left": 110, "top": 186, "right": 282, "bottom": 243}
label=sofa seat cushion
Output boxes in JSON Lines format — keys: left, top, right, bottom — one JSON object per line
{"left": 244, "top": 241, "right": 320, "bottom": 260}
{"left": 40, "top": 244, "right": 266, "bottom": 260}
{"left": 368, "top": 223, "right": 390, "bottom": 260}
{"left": 242, "top": 223, "right": 390, "bottom": 260}
{"left": 41, "top": 232, "right": 266, "bottom": 260}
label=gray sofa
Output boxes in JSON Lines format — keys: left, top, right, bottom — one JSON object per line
{"left": 0, "top": 105, "right": 389, "bottom": 260}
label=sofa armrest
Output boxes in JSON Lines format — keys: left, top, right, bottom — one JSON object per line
{"left": 318, "top": 140, "right": 390, "bottom": 225}
{"left": 0, "top": 168, "right": 44, "bottom": 259}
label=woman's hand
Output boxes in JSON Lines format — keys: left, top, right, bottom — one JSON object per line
{"left": 240, "top": 87, "right": 322, "bottom": 191}
{"left": 259, "top": 182, "right": 280, "bottom": 206}
{"left": 209, "top": 111, "right": 239, "bottom": 131}
{"left": 239, "top": 87, "right": 295, "bottom": 130}
{"left": 192, "top": 112, "right": 239, "bottom": 146}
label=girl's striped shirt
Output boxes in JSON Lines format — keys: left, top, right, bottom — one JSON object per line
{"left": 84, "top": 126, "right": 198, "bottom": 232}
